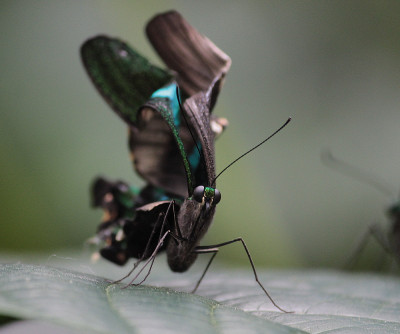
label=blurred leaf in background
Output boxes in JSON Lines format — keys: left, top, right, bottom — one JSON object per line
{"left": 1, "top": 1, "right": 400, "bottom": 270}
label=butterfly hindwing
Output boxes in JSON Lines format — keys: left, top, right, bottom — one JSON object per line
{"left": 146, "top": 10, "right": 231, "bottom": 96}
{"left": 91, "top": 177, "right": 178, "bottom": 266}
{"left": 182, "top": 77, "right": 225, "bottom": 189}
{"left": 129, "top": 83, "right": 196, "bottom": 198}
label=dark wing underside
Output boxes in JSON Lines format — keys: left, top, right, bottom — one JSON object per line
{"left": 129, "top": 97, "right": 196, "bottom": 198}
{"left": 146, "top": 10, "right": 231, "bottom": 97}
{"left": 182, "top": 77, "right": 224, "bottom": 189}
{"left": 130, "top": 76, "right": 224, "bottom": 198}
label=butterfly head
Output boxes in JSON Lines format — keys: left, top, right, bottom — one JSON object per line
{"left": 192, "top": 185, "right": 221, "bottom": 211}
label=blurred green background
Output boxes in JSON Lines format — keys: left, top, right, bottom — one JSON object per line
{"left": 1, "top": 1, "right": 400, "bottom": 270}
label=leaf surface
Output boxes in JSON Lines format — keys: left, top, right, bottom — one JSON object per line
{"left": 0, "top": 262, "right": 399, "bottom": 333}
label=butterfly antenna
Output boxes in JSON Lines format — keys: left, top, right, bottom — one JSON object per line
{"left": 212, "top": 117, "right": 292, "bottom": 186}
{"left": 176, "top": 86, "right": 206, "bottom": 170}
{"left": 321, "top": 149, "right": 394, "bottom": 197}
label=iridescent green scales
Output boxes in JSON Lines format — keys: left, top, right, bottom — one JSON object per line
{"left": 81, "top": 36, "right": 173, "bottom": 125}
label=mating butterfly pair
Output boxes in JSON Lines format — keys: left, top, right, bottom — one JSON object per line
{"left": 82, "top": 10, "right": 290, "bottom": 313}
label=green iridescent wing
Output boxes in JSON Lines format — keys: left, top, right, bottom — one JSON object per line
{"left": 80, "top": 35, "right": 173, "bottom": 126}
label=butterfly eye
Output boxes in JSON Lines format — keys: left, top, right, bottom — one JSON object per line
{"left": 193, "top": 186, "right": 205, "bottom": 203}
{"left": 213, "top": 188, "right": 221, "bottom": 204}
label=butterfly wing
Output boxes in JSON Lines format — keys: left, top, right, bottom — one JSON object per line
{"left": 146, "top": 10, "right": 231, "bottom": 97}
{"left": 80, "top": 35, "right": 173, "bottom": 126}
{"left": 99, "top": 199, "right": 179, "bottom": 265}
{"left": 183, "top": 81, "right": 220, "bottom": 191}
{"left": 129, "top": 77, "right": 225, "bottom": 198}
{"left": 129, "top": 85, "right": 195, "bottom": 198}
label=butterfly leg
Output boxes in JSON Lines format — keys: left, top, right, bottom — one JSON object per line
{"left": 194, "top": 238, "right": 292, "bottom": 313}
{"left": 113, "top": 220, "right": 161, "bottom": 284}
{"left": 344, "top": 225, "right": 374, "bottom": 269}
{"left": 369, "top": 224, "right": 392, "bottom": 253}
{"left": 368, "top": 224, "right": 399, "bottom": 269}
{"left": 112, "top": 211, "right": 167, "bottom": 285}
{"left": 123, "top": 200, "right": 184, "bottom": 286}
{"left": 113, "top": 201, "right": 177, "bottom": 286}
{"left": 126, "top": 231, "right": 188, "bottom": 287}
{"left": 125, "top": 228, "right": 172, "bottom": 286}
{"left": 191, "top": 249, "right": 218, "bottom": 294}
{"left": 344, "top": 223, "right": 391, "bottom": 269}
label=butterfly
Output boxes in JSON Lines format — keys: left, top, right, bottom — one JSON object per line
{"left": 322, "top": 150, "right": 400, "bottom": 270}
{"left": 82, "top": 10, "right": 290, "bottom": 312}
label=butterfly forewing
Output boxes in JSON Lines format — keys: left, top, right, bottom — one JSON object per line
{"left": 80, "top": 35, "right": 172, "bottom": 126}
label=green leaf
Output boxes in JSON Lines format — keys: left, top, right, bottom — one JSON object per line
{"left": 0, "top": 262, "right": 399, "bottom": 333}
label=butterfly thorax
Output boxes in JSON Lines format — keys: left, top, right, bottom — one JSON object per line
{"left": 166, "top": 184, "right": 221, "bottom": 272}
{"left": 167, "top": 197, "right": 216, "bottom": 272}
